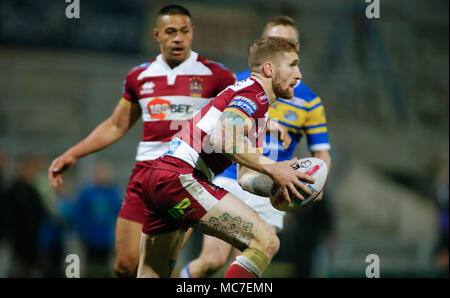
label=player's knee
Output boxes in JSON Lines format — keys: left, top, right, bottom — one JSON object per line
{"left": 255, "top": 229, "right": 279, "bottom": 260}
{"left": 265, "top": 233, "right": 280, "bottom": 259}
{"left": 114, "top": 255, "right": 138, "bottom": 278}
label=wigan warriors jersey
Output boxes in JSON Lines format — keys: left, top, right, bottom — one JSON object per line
{"left": 218, "top": 70, "right": 331, "bottom": 180}
{"left": 166, "top": 78, "right": 269, "bottom": 180}
{"left": 121, "top": 51, "right": 236, "bottom": 161}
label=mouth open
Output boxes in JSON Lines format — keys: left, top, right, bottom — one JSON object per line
{"left": 172, "top": 46, "right": 185, "bottom": 56}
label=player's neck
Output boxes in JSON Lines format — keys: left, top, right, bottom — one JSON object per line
{"left": 250, "top": 73, "right": 276, "bottom": 104}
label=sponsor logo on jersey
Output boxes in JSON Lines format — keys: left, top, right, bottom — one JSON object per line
{"left": 228, "top": 96, "right": 258, "bottom": 116}
{"left": 140, "top": 81, "right": 155, "bottom": 95}
{"left": 164, "top": 139, "right": 182, "bottom": 156}
{"left": 234, "top": 96, "right": 258, "bottom": 110}
{"left": 189, "top": 77, "right": 203, "bottom": 97}
{"left": 256, "top": 92, "right": 268, "bottom": 104}
{"left": 284, "top": 110, "right": 298, "bottom": 121}
{"left": 147, "top": 98, "right": 192, "bottom": 120}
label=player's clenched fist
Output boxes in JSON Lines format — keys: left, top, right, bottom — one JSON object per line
{"left": 48, "top": 153, "right": 77, "bottom": 187}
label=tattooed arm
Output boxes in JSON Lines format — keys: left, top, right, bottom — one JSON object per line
{"left": 209, "top": 108, "right": 276, "bottom": 174}
{"left": 210, "top": 108, "right": 314, "bottom": 202}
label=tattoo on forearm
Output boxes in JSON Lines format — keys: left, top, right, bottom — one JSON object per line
{"left": 194, "top": 212, "right": 254, "bottom": 251}
{"left": 220, "top": 111, "right": 247, "bottom": 158}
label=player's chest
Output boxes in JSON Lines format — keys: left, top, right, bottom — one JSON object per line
{"left": 136, "top": 76, "right": 218, "bottom": 121}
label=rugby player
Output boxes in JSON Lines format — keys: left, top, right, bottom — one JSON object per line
{"left": 48, "top": 5, "right": 236, "bottom": 277}
{"left": 137, "top": 36, "right": 314, "bottom": 278}
{"left": 180, "top": 16, "right": 331, "bottom": 278}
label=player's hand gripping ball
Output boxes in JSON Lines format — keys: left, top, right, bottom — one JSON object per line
{"left": 270, "top": 157, "right": 328, "bottom": 212}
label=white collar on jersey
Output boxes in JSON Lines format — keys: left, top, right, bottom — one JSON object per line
{"left": 137, "top": 51, "right": 213, "bottom": 85}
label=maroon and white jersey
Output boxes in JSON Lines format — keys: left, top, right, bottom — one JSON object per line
{"left": 122, "top": 51, "right": 236, "bottom": 161}
{"left": 167, "top": 78, "right": 270, "bottom": 180}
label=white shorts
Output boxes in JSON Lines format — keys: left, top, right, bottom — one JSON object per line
{"left": 212, "top": 176, "right": 286, "bottom": 231}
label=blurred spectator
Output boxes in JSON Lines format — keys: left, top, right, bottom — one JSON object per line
{"left": 31, "top": 154, "right": 65, "bottom": 277}
{"left": 32, "top": 154, "right": 58, "bottom": 220}
{"left": 38, "top": 217, "right": 64, "bottom": 277}
{"left": 54, "top": 179, "right": 78, "bottom": 245}
{"left": 4, "top": 156, "right": 46, "bottom": 277}
{"left": 73, "top": 160, "right": 122, "bottom": 277}
{"left": 39, "top": 178, "right": 79, "bottom": 277}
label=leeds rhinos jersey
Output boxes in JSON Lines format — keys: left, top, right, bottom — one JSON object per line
{"left": 121, "top": 51, "right": 236, "bottom": 161}
{"left": 218, "top": 70, "right": 330, "bottom": 180}
{"left": 166, "top": 78, "right": 269, "bottom": 180}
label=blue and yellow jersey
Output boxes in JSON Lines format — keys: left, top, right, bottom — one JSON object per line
{"left": 218, "top": 70, "right": 331, "bottom": 180}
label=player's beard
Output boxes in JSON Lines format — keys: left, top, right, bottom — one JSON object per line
{"left": 166, "top": 55, "right": 185, "bottom": 68}
{"left": 165, "top": 47, "right": 187, "bottom": 68}
{"left": 272, "top": 77, "right": 293, "bottom": 99}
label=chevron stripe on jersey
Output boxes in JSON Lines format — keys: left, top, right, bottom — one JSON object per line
{"left": 122, "top": 51, "right": 236, "bottom": 161}
{"left": 167, "top": 78, "right": 269, "bottom": 180}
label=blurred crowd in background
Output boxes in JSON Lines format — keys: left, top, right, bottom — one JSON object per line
{"left": 0, "top": 154, "right": 121, "bottom": 277}
{"left": 0, "top": 0, "right": 448, "bottom": 277}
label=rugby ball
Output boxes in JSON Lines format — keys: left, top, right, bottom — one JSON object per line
{"left": 269, "top": 157, "right": 328, "bottom": 212}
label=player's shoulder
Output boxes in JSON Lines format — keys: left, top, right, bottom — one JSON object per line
{"left": 294, "top": 81, "right": 319, "bottom": 102}
{"left": 197, "top": 55, "right": 232, "bottom": 74}
{"left": 126, "top": 59, "right": 155, "bottom": 78}
{"left": 225, "top": 79, "right": 267, "bottom": 118}
{"left": 229, "top": 78, "right": 260, "bottom": 93}
{"left": 229, "top": 78, "right": 268, "bottom": 104}
{"left": 218, "top": 78, "right": 259, "bottom": 100}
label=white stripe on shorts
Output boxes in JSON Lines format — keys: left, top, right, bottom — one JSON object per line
{"left": 179, "top": 174, "right": 220, "bottom": 212}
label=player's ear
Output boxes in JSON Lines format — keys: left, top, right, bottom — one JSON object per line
{"left": 262, "top": 62, "right": 273, "bottom": 78}
{"left": 153, "top": 28, "right": 160, "bottom": 42}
